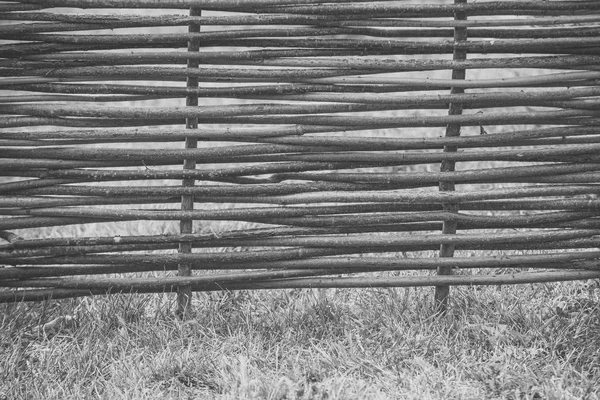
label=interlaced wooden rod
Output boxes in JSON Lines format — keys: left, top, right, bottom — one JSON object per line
{"left": 4, "top": 11, "right": 600, "bottom": 29}
{"left": 9, "top": 25, "right": 600, "bottom": 44}
{"left": 14, "top": 0, "right": 404, "bottom": 11}
{"left": 276, "top": 171, "right": 600, "bottom": 186}
{"left": 264, "top": 1, "right": 600, "bottom": 16}
{"left": 331, "top": 15, "right": 600, "bottom": 28}
{"left": 3, "top": 105, "right": 599, "bottom": 135}
{"left": 0, "top": 43, "right": 393, "bottom": 60}
{"left": 212, "top": 110, "right": 600, "bottom": 129}
{"left": 2, "top": 270, "right": 599, "bottom": 304}
{"left": 6, "top": 24, "right": 600, "bottom": 40}
{"left": 5, "top": 170, "right": 387, "bottom": 187}
{"left": 7, "top": 228, "right": 600, "bottom": 256}
{"left": 0, "top": 97, "right": 479, "bottom": 118}
{"left": 0, "top": 195, "right": 179, "bottom": 209}
{"left": 0, "top": 178, "right": 83, "bottom": 193}
{"left": 271, "top": 164, "right": 600, "bottom": 185}
{"left": 0, "top": 138, "right": 56, "bottom": 147}
{"left": 231, "top": 134, "right": 600, "bottom": 150}
{"left": 5, "top": 197, "right": 600, "bottom": 226}
{"left": 0, "top": 230, "right": 23, "bottom": 244}
{"left": 0, "top": 264, "right": 166, "bottom": 280}
{"left": 4, "top": 260, "right": 599, "bottom": 290}
{"left": 502, "top": 172, "right": 600, "bottom": 184}
{"left": 0, "top": 216, "right": 117, "bottom": 231}
{"left": 64, "top": 86, "right": 600, "bottom": 106}
{"left": 0, "top": 11, "right": 360, "bottom": 26}
{"left": 0, "top": 3, "right": 40, "bottom": 11}
{"left": 1, "top": 243, "right": 181, "bottom": 258}
{"left": 0, "top": 92, "right": 158, "bottom": 103}
{"left": 0, "top": 225, "right": 339, "bottom": 251}
{"left": 0, "top": 124, "right": 350, "bottom": 140}
{"left": 3, "top": 251, "right": 600, "bottom": 280}
{"left": 253, "top": 185, "right": 600, "bottom": 206}
{"left": 1, "top": 153, "right": 597, "bottom": 173}
{"left": 0, "top": 214, "right": 433, "bottom": 232}
{"left": 1, "top": 64, "right": 382, "bottom": 81}
{"left": 1, "top": 247, "right": 349, "bottom": 266}
{"left": 5, "top": 76, "right": 600, "bottom": 98}
{"left": 263, "top": 208, "right": 598, "bottom": 227}
{"left": 1, "top": 142, "right": 323, "bottom": 160}
{"left": 12, "top": 53, "right": 600, "bottom": 72}
{"left": 14, "top": 26, "right": 438, "bottom": 45}
{"left": 269, "top": 170, "right": 600, "bottom": 187}
{"left": 3, "top": 130, "right": 600, "bottom": 149}
{"left": 7, "top": 180, "right": 382, "bottom": 198}
{"left": 1, "top": 268, "right": 369, "bottom": 290}
{"left": 4, "top": 164, "right": 598, "bottom": 189}
{"left": 3, "top": 125, "right": 596, "bottom": 147}
{"left": 9, "top": 184, "right": 600, "bottom": 213}
{"left": 463, "top": 199, "right": 600, "bottom": 211}
{"left": 3, "top": 57, "right": 600, "bottom": 87}
{"left": 3, "top": 35, "right": 600, "bottom": 60}
{"left": 0, "top": 258, "right": 590, "bottom": 281}
{"left": 3, "top": 269, "right": 600, "bottom": 303}
{"left": 3, "top": 213, "right": 597, "bottom": 259}
{"left": 3, "top": 196, "right": 600, "bottom": 223}
{"left": 262, "top": 216, "right": 600, "bottom": 231}
{"left": 0, "top": 157, "right": 373, "bottom": 171}
{"left": 244, "top": 87, "right": 600, "bottom": 106}
{"left": 5, "top": 162, "right": 360, "bottom": 181}
{"left": 179, "top": 36, "right": 600, "bottom": 53}
{"left": 2, "top": 112, "right": 597, "bottom": 139}
{"left": 2, "top": 211, "right": 598, "bottom": 233}
{"left": 233, "top": 149, "right": 600, "bottom": 165}
{"left": 6, "top": 87, "right": 600, "bottom": 111}
{"left": 0, "top": 21, "right": 105, "bottom": 35}
{"left": 194, "top": 271, "right": 600, "bottom": 291}
{"left": 4, "top": 242, "right": 600, "bottom": 268}
{"left": 310, "top": 70, "right": 600, "bottom": 87}
{"left": 5, "top": 82, "right": 325, "bottom": 98}
{"left": 7, "top": 141, "right": 600, "bottom": 166}
{"left": 0, "top": 116, "right": 184, "bottom": 128}
{"left": 0, "top": 158, "right": 160, "bottom": 170}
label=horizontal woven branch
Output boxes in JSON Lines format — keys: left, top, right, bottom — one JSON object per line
{"left": 2, "top": 124, "right": 597, "bottom": 146}
{"left": 8, "top": 54, "right": 600, "bottom": 72}
{"left": 4, "top": 11, "right": 600, "bottom": 29}
{"left": 3, "top": 250, "right": 600, "bottom": 279}
{"left": 2, "top": 270, "right": 600, "bottom": 303}
{"left": 1, "top": 164, "right": 597, "bottom": 190}
{"left": 3, "top": 37, "right": 600, "bottom": 59}
{"left": 4, "top": 25, "right": 600, "bottom": 45}
{"left": 5, "top": 87, "right": 600, "bottom": 113}
{"left": 11, "top": 0, "right": 600, "bottom": 13}
{"left": 3, "top": 230, "right": 599, "bottom": 265}
{"left": 2, "top": 218, "right": 598, "bottom": 258}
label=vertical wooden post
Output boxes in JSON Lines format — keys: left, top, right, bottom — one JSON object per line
{"left": 177, "top": 7, "right": 201, "bottom": 319}
{"left": 435, "top": 0, "right": 467, "bottom": 313}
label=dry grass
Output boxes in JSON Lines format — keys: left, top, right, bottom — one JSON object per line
{"left": 1, "top": 279, "right": 599, "bottom": 400}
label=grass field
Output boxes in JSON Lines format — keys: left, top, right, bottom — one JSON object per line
{"left": 1, "top": 279, "right": 599, "bottom": 399}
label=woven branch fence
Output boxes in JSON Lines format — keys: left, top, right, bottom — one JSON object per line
{"left": 1, "top": 0, "right": 600, "bottom": 316}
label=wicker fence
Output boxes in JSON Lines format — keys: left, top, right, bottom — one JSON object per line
{"left": 1, "top": 0, "right": 600, "bottom": 315}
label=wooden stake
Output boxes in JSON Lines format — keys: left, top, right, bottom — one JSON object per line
{"left": 435, "top": 0, "right": 467, "bottom": 313}
{"left": 177, "top": 7, "right": 201, "bottom": 319}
